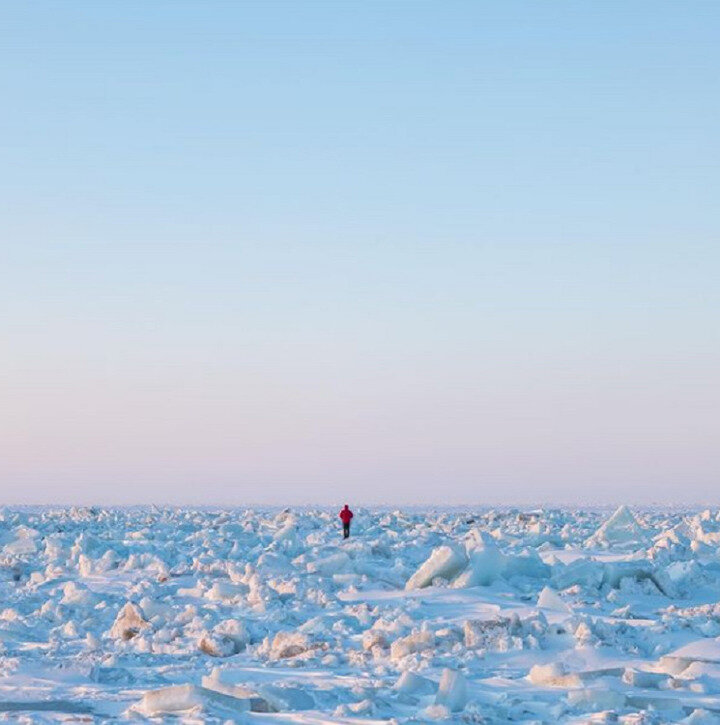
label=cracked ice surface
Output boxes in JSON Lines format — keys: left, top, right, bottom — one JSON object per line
{"left": 3, "top": 506, "right": 720, "bottom": 722}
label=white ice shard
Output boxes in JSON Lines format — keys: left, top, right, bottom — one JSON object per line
{"left": 273, "top": 515, "right": 298, "bottom": 542}
{"left": 434, "top": 668, "right": 467, "bottom": 712}
{"left": 586, "top": 505, "right": 647, "bottom": 548}
{"left": 268, "top": 631, "right": 314, "bottom": 659}
{"left": 659, "top": 637, "right": 720, "bottom": 675}
{"left": 502, "top": 549, "right": 551, "bottom": 580}
{"left": 452, "top": 533, "right": 505, "bottom": 588}
{"left": 394, "top": 671, "right": 438, "bottom": 695}
{"left": 528, "top": 662, "right": 583, "bottom": 687}
{"left": 198, "top": 633, "right": 237, "bottom": 657}
{"left": 622, "top": 668, "right": 669, "bottom": 689}
{"left": 109, "top": 602, "right": 151, "bottom": 641}
{"left": 202, "top": 669, "right": 314, "bottom": 711}
{"left": 134, "top": 684, "right": 250, "bottom": 717}
{"left": 206, "top": 581, "right": 246, "bottom": 602}
{"left": 405, "top": 545, "right": 468, "bottom": 590}
{"left": 390, "top": 630, "right": 435, "bottom": 660}
{"left": 3, "top": 537, "right": 37, "bottom": 556}
{"left": 537, "top": 586, "right": 571, "bottom": 613}
{"left": 552, "top": 557, "right": 604, "bottom": 590}
{"left": 567, "top": 687, "right": 626, "bottom": 710}
{"left": 307, "top": 551, "right": 351, "bottom": 575}
{"left": 422, "top": 704, "right": 451, "bottom": 720}
{"left": 683, "top": 710, "right": 720, "bottom": 725}
{"left": 362, "top": 629, "right": 388, "bottom": 651}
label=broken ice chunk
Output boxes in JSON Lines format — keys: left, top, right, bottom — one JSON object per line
{"left": 267, "top": 631, "right": 317, "bottom": 659}
{"left": 567, "top": 687, "right": 625, "bottom": 710}
{"left": 537, "top": 586, "right": 571, "bottom": 614}
{"left": 134, "top": 684, "right": 250, "bottom": 717}
{"left": 622, "top": 668, "right": 669, "bottom": 689}
{"left": 394, "top": 671, "right": 438, "bottom": 695}
{"left": 528, "top": 662, "right": 578, "bottom": 687}
{"left": 198, "top": 633, "right": 237, "bottom": 657}
{"left": 390, "top": 630, "right": 435, "bottom": 660}
{"left": 108, "top": 602, "right": 150, "bottom": 641}
{"left": 405, "top": 546, "right": 468, "bottom": 590}
{"left": 434, "top": 668, "right": 467, "bottom": 712}
{"left": 586, "top": 505, "right": 647, "bottom": 549}
{"left": 452, "top": 536, "right": 505, "bottom": 588}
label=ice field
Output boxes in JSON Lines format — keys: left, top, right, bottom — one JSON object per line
{"left": 3, "top": 506, "right": 720, "bottom": 722}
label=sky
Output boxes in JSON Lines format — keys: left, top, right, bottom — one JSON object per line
{"left": 1, "top": 2, "right": 718, "bottom": 505}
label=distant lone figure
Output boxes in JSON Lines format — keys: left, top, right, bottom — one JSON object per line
{"left": 339, "top": 504, "right": 354, "bottom": 539}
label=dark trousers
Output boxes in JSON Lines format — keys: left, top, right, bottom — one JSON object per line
{"left": 343, "top": 523, "right": 350, "bottom": 539}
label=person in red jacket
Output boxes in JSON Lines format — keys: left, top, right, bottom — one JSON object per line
{"left": 339, "top": 504, "right": 353, "bottom": 539}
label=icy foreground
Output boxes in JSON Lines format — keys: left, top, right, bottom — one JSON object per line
{"left": 3, "top": 508, "right": 720, "bottom": 722}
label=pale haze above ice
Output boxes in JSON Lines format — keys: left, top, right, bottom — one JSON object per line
{"left": 1, "top": 2, "right": 718, "bottom": 505}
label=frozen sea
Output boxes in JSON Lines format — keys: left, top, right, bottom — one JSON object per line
{"left": 1, "top": 505, "right": 720, "bottom": 722}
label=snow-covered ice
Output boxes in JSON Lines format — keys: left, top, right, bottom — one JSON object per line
{"left": 2, "top": 505, "right": 720, "bottom": 722}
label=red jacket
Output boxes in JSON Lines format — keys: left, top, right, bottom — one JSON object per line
{"left": 339, "top": 506, "right": 353, "bottom": 524}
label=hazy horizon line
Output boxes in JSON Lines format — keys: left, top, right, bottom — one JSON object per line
{"left": 2, "top": 500, "right": 718, "bottom": 511}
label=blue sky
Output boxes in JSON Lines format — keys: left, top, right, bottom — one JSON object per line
{"left": 1, "top": 2, "right": 718, "bottom": 504}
